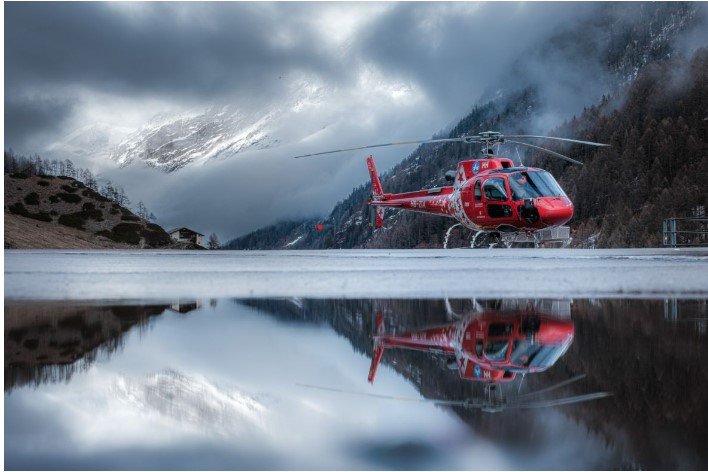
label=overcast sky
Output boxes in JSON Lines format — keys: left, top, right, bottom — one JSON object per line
{"left": 6, "top": 2, "right": 593, "bottom": 147}
{"left": 5, "top": 2, "right": 706, "bottom": 240}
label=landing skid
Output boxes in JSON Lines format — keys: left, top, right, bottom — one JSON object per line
{"left": 443, "top": 225, "right": 571, "bottom": 249}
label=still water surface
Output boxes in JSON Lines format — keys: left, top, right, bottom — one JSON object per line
{"left": 5, "top": 297, "right": 707, "bottom": 470}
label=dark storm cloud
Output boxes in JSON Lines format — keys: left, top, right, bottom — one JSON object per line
{"left": 5, "top": 2, "right": 338, "bottom": 103}
{"left": 5, "top": 2, "right": 602, "bottom": 150}
{"left": 4, "top": 94, "right": 77, "bottom": 150}
{"left": 354, "top": 2, "right": 602, "bottom": 117}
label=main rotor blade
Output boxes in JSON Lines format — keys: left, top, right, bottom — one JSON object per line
{"left": 505, "top": 135, "right": 610, "bottom": 147}
{"left": 506, "top": 140, "right": 585, "bottom": 166}
{"left": 296, "top": 383, "right": 479, "bottom": 408}
{"left": 506, "top": 392, "right": 613, "bottom": 409}
{"left": 297, "top": 383, "right": 428, "bottom": 402}
{"left": 292, "top": 138, "right": 471, "bottom": 158}
{"left": 513, "top": 374, "right": 587, "bottom": 400}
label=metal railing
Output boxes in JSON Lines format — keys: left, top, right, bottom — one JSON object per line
{"left": 663, "top": 217, "right": 708, "bottom": 247}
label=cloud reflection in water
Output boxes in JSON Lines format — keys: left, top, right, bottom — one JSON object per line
{"left": 5, "top": 299, "right": 634, "bottom": 470}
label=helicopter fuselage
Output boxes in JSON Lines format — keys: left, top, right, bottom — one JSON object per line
{"left": 368, "top": 311, "right": 574, "bottom": 384}
{"left": 369, "top": 157, "right": 574, "bottom": 233}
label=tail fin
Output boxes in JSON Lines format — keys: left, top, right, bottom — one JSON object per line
{"left": 367, "top": 156, "right": 385, "bottom": 229}
{"left": 367, "top": 156, "right": 384, "bottom": 199}
{"left": 368, "top": 311, "right": 385, "bottom": 384}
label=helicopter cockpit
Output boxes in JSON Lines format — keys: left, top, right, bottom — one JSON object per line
{"left": 508, "top": 170, "right": 568, "bottom": 201}
{"left": 507, "top": 340, "right": 571, "bottom": 372}
{"left": 482, "top": 178, "right": 508, "bottom": 201}
{"left": 479, "top": 336, "right": 572, "bottom": 371}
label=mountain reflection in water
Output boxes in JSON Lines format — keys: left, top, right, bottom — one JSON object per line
{"left": 4, "top": 298, "right": 707, "bottom": 470}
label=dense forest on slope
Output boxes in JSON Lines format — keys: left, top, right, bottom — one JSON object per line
{"left": 550, "top": 49, "right": 708, "bottom": 247}
{"left": 224, "top": 4, "right": 707, "bottom": 250}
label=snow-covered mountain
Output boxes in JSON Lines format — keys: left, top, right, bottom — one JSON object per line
{"left": 110, "top": 106, "right": 281, "bottom": 173}
{"left": 108, "top": 81, "right": 330, "bottom": 173}
{"left": 43, "top": 79, "right": 330, "bottom": 173}
{"left": 44, "top": 122, "right": 133, "bottom": 164}
{"left": 113, "top": 369, "right": 269, "bottom": 437}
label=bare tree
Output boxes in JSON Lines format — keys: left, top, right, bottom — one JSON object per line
{"left": 207, "top": 233, "right": 221, "bottom": 250}
{"left": 118, "top": 187, "right": 129, "bottom": 207}
{"left": 64, "top": 159, "right": 75, "bottom": 178}
{"left": 136, "top": 201, "right": 149, "bottom": 219}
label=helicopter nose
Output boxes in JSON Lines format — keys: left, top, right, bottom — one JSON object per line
{"left": 535, "top": 197, "right": 574, "bottom": 226}
{"left": 535, "top": 318, "right": 575, "bottom": 344}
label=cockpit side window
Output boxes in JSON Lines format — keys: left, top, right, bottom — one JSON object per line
{"left": 474, "top": 181, "right": 482, "bottom": 201}
{"left": 485, "top": 340, "right": 509, "bottom": 362}
{"left": 483, "top": 178, "right": 508, "bottom": 202}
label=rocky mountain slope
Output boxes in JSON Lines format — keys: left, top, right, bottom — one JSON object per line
{"left": 4, "top": 173, "right": 171, "bottom": 249}
{"left": 110, "top": 106, "right": 280, "bottom": 173}
{"left": 106, "top": 80, "right": 328, "bottom": 173}
{"left": 44, "top": 122, "right": 133, "bottom": 165}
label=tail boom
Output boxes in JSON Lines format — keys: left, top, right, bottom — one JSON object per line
{"left": 366, "top": 156, "right": 457, "bottom": 228}
{"left": 368, "top": 188, "right": 455, "bottom": 217}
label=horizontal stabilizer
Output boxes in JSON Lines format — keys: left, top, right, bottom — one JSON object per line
{"left": 370, "top": 201, "right": 402, "bottom": 208}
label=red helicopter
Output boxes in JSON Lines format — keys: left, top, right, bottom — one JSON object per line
{"left": 368, "top": 309, "right": 574, "bottom": 385}
{"left": 295, "top": 131, "right": 608, "bottom": 246}
{"left": 300, "top": 307, "right": 611, "bottom": 413}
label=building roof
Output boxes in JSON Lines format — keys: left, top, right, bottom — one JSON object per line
{"left": 167, "top": 227, "right": 205, "bottom": 236}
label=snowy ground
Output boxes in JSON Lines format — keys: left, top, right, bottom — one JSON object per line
{"left": 5, "top": 248, "right": 708, "bottom": 300}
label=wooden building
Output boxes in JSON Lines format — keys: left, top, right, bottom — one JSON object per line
{"left": 168, "top": 227, "right": 205, "bottom": 247}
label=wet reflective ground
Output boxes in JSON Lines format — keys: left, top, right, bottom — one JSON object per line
{"left": 5, "top": 297, "right": 708, "bottom": 470}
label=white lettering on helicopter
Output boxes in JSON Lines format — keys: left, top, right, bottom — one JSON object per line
{"left": 483, "top": 370, "right": 491, "bottom": 379}
{"left": 412, "top": 332, "right": 449, "bottom": 344}
{"left": 430, "top": 198, "right": 447, "bottom": 208}
{"left": 410, "top": 201, "right": 426, "bottom": 209}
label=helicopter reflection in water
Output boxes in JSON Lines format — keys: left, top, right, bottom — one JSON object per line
{"left": 368, "top": 309, "right": 574, "bottom": 385}
{"left": 302, "top": 300, "right": 610, "bottom": 413}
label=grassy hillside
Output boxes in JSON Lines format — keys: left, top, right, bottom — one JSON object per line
{"left": 4, "top": 173, "right": 171, "bottom": 249}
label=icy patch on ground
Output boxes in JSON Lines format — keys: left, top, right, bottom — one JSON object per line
{"left": 4, "top": 248, "right": 708, "bottom": 300}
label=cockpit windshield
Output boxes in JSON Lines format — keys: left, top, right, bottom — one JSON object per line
{"left": 510, "top": 340, "right": 568, "bottom": 369}
{"left": 508, "top": 171, "right": 567, "bottom": 201}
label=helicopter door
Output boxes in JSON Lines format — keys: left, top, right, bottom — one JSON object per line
{"left": 482, "top": 177, "right": 513, "bottom": 219}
